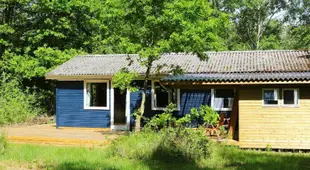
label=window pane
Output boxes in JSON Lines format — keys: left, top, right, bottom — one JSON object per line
{"left": 214, "top": 89, "right": 234, "bottom": 109}
{"left": 263, "top": 90, "right": 278, "bottom": 105}
{"left": 264, "top": 100, "right": 278, "bottom": 105}
{"left": 155, "top": 82, "right": 169, "bottom": 108}
{"left": 215, "top": 89, "right": 234, "bottom": 98}
{"left": 89, "top": 83, "right": 107, "bottom": 107}
{"left": 283, "top": 90, "right": 295, "bottom": 105}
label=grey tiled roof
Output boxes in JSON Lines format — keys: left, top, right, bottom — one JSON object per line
{"left": 47, "top": 50, "right": 310, "bottom": 81}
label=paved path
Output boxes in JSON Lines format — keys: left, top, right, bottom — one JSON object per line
{"left": 0, "top": 124, "right": 123, "bottom": 146}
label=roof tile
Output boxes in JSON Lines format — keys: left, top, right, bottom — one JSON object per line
{"left": 47, "top": 50, "right": 310, "bottom": 77}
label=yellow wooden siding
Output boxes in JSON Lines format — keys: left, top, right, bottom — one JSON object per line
{"left": 239, "top": 86, "right": 310, "bottom": 149}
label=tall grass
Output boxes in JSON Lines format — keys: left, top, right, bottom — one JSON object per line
{"left": 0, "top": 131, "right": 8, "bottom": 155}
{"left": 1, "top": 137, "right": 310, "bottom": 169}
{"left": 0, "top": 79, "right": 41, "bottom": 125}
{"left": 109, "top": 127, "right": 211, "bottom": 166}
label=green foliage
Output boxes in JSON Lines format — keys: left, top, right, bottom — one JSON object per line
{"left": 175, "top": 107, "right": 200, "bottom": 126}
{"left": 286, "top": 0, "right": 310, "bottom": 49}
{"left": 144, "top": 103, "right": 176, "bottom": 130}
{"left": 1, "top": 47, "right": 81, "bottom": 79}
{"left": 110, "top": 127, "right": 210, "bottom": 164}
{"left": 1, "top": 142, "right": 310, "bottom": 169}
{"left": 199, "top": 105, "right": 220, "bottom": 127}
{"left": 109, "top": 132, "right": 161, "bottom": 160}
{"left": 0, "top": 78, "right": 41, "bottom": 125}
{"left": 145, "top": 104, "right": 219, "bottom": 130}
{"left": 156, "top": 128, "right": 210, "bottom": 163}
{"left": 0, "top": 131, "right": 8, "bottom": 155}
{"left": 177, "top": 105, "right": 219, "bottom": 127}
{"left": 112, "top": 69, "right": 138, "bottom": 93}
{"left": 291, "top": 25, "right": 310, "bottom": 49}
{"left": 266, "top": 144, "right": 273, "bottom": 152}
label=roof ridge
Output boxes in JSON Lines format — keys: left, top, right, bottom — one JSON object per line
{"left": 205, "top": 50, "right": 307, "bottom": 53}
{"left": 76, "top": 54, "right": 138, "bottom": 57}
{"left": 76, "top": 50, "right": 307, "bottom": 57}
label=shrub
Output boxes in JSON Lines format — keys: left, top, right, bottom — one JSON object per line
{"left": 155, "top": 127, "right": 210, "bottom": 163}
{"left": 193, "top": 105, "right": 219, "bottom": 128}
{"left": 0, "top": 78, "right": 41, "bottom": 125}
{"left": 0, "top": 131, "right": 8, "bottom": 155}
{"left": 145, "top": 104, "right": 220, "bottom": 130}
{"left": 144, "top": 103, "right": 176, "bottom": 130}
{"left": 108, "top": 131, "right": 161, "bottom": 160}
{"left": 110, "top": 127, "right": 211, "bottom": 164}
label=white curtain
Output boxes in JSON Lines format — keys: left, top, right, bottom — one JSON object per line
{"left": 213, "top": 97, "right": 234, "bottom": 110}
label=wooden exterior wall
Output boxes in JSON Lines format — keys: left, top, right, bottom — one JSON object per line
{"left": 129, "top": 81, "right": 212, "bottom": 127}
{"left": 239, "top": 85, "right": 310, "bottom": 149}
{"left": 56, "top": 81, "right": 111, "bottom": 128}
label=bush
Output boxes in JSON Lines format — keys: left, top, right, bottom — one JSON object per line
{"left": 144, "top": 103, "right": 176, "bottom": 130}
{"left": 191, "top": 105, "right": 219, "bottom": 128}
{"left": 155, "top": 127, "right": 210, "bottom": 163}
{"left": 109, "top": 127, "right": 211, "bottom": 164}
{"left": 145, "top": 104, "right": 220, "bottom": 130}
{"left": 0, "top": 78, "right": 41, "bottom": 125}
{"left": 0, "top": 131, "right": 8, "bottom": 155}
{"left": 108, "top": 132, "right": 161, "bottom": 160}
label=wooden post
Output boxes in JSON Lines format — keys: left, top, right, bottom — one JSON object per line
{"left": 228, "top": 89, "right": 238, "bottom": 140}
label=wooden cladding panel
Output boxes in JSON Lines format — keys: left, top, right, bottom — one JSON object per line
{"left": 238, "top": 86, "right": 310, "bottom": 149}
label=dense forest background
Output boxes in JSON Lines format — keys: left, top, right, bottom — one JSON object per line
{"left": 0, "top": 0, "right": 309, "bottom": 124}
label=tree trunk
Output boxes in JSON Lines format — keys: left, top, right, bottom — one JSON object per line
{"left": 134, "top": 91, "right": 146, "bottom": 132}
{"left": 135, "top": 60, "right": 152, "bottom": 132}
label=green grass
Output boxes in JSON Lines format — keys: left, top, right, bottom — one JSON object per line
{"left": 1, "top": 143, "right": 310, "bottom": 170}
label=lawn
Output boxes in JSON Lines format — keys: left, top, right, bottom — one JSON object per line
{"left": 1, "top": 143, "right": 310, "bottom": 170}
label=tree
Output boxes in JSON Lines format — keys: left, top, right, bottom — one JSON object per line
{"left": 0, "top": 0, "right": 108, "bottom": 113}
{"left": 286, "top": 0, "right": 310, "bottom": 49}
{"left": 211, "top": 0, "right": 288, "bottom": 50}
{"left": 109, "top": 0, "right": 229, "bottom": 131}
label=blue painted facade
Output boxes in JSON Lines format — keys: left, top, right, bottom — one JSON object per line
{"left": 130, "top": 87, "right": 212, "bottom": 128}
{"left": 56, "top": 81, "right": 111, "bottom": 128}
{"left": 56, "top": 80, "right": 225, "bottom": 129}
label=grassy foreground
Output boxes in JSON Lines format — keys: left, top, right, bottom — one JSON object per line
{"left": 1, "top": 143, "right": 310, "bottom": 170}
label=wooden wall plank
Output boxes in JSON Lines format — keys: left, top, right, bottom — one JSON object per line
{"left": 238, "top": 86, "right": 310, "bottom": 149}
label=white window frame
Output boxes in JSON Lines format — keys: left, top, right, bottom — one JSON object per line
{"left": 84, "top": 80, "right": 110, "bottom": 110}
{"left": 151, "top": 80, "right": 180, "bottom": 111}
{"left": 262, "top": 88, "right": 280, "bottom": 107}
{"left": 282, "top": 88, "right": 299, "bottom": 107}
{"left": 211, "top": 89, "right": 234, "bottom": 111}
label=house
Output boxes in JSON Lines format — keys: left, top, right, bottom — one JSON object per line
{"left": 46, "top": 50, "right": 310, "bottom": 149}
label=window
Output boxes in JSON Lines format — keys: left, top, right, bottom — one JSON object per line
{"left": 262, "top": 89, "right": 279, "bottom": 106}
{"left": 212, "top": 89, "right": 234, "bottom": 111}
{"left": 283, "top": 89, "right": 299, "bottom": 107}
{"left": 152, "top": 81, "right": 180, "bottom": 110}
{"left": 84, "top": 81, "right": 109, "bottom": 109}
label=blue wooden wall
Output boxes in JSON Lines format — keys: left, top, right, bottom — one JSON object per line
{"left": 130, "top": 82, "right": 212, "bottom": 127}
{"left": 56, "top": 81, "right": 111, "bottom": 128}
{"left": 55, "top": 80, "right": 223, "bottom": 129}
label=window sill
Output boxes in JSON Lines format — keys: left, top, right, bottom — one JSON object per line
{"left": 262, "top": 105, "right": 280, "bottom": 108}
{"left": 282, "top": 105, "right": 299, "bottom": 108}
{"left": 84, "top": 107, "right": 110, "bottom": 110}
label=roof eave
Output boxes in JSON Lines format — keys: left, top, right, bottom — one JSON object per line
{"left": 162, "top": 80, "right": 310, "bottom": 85}
{"left": 45, "top": 74, "right": 169, "bottom": 81}
{"left": 45, "top": 75, "right": 114, "bottom": 81}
